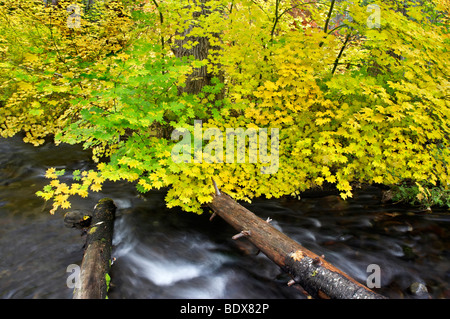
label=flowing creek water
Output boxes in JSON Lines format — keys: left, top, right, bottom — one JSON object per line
{"left": 0, "top": 135, "right": 449, "bottom": 299}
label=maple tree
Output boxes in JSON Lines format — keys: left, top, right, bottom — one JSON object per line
{"left": 0, "top": 0, "right": 448, "bottom": 214}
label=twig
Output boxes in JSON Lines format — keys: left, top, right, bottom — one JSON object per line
{"left": 232, "top": 230, "right": 251, "bottom": 240}
{"left": 211, "top": 177, "right": 221, "bottom": 196}
{"left": 323, "top": 0, "right": 336, "bottom": 34}
{"left": 331, "top": 33, "right": 351, "bottom": 75}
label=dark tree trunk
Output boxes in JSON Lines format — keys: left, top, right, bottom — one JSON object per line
{"left": 171, "top": 0, "right": 224, "bottom": 98}
{"left": 73, "top": 198, "right": 116, "bottom": 299}
{"left": 208, "top": 184, "right": 386, "bottom": 299}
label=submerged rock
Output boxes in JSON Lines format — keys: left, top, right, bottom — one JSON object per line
{"left": 408, "top": 282, "right": 429, "bottom": 297}
{"left": 381, "top": 190, "right": 393, "bottom": 203}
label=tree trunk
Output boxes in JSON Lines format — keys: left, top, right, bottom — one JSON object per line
{"left": 73, "top": 198, "right": 116, "bottom": 299}
{"left": 207, "top": 184, "right": 386, "bottom": 299}
{"left": 171, "top": 0, "right": 224, "bottom": 97}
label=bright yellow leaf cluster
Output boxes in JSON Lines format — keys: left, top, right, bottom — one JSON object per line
{"left": 0, "top": 0, "right": 133, "bottom": 145}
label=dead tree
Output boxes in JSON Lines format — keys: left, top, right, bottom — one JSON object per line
{"left": 208, "top": 179, "right": 386, "bottom": 299}
{"left": 73, "top": 198, "right": 116, "bottom": 299}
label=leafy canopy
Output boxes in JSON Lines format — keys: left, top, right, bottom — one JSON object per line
{"left": 0, "top": 0, "right": 449, "bottom": 214}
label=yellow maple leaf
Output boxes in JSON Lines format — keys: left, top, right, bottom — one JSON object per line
{"left": 45, "top": 168, "right": 57, "bottom": 179}
{"left": 291, "top": 250, "right": 305, "bottom": 262}
{"left": 41, "top": 192, "right": 54, "bottom": 201}
{"left": 371, "top": 114, "right": 385, "bottom": 123}
{"left": 315, "top": 117, "right": 331, "bottom": 126}
{"left": 50, "top": 179, "right": 60, "bottom": 187}
{"left": 315, "top": 177, "right": 324, "bottom": 185}
{"left": 91, "top": 183, "right": 102, "bottom": 192}
{"left": 128, "top": 159, "right": 141, "bottom": 168}
{"left": 63, "top": 71, "right": 74, "bottom": 78}
{"left": 373, "top": 176, "right": 383, "bottom": 184}
{"left": 61, "top": 201, "right": 71, "bottom": 209}
{"left": 153, "top": 180, "right": 163, "bottom": 189}
{"left": 326, "top": 175, "right": 337, "bottom": 183}
{"left": 55, "top": 194, "right": 68, "bottom": 204}
{"left": 118, "top": 157, "right": 129, "bottom": 165}
{"left": 56, "top": 182, "right": 70, "bottom": 194}
{"left": 69, "top": 183, "right": 80, "bottom": 195}
{"left": 264, "top": 81, "right": 278, "bottom": 91}
{"left": 78, "top": 188, "right": 89, "bottom": 198}
{"left": 24, "top": 53, "right": 38, "bottom": 63}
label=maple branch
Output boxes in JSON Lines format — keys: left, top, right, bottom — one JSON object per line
{"left": 270, "top": 0, "right": 281, "bottom": 40}
{"left": 152, "top": 0, "right": 165, "bottom": 50}
{"left": 331, "top": 33, "right": 351, "bottom": 75}
{"left": 323, "top": 0, "right": 336, "bottom": 34}
{"left": 319, "top": 0, "right": 339, "bottom": 47}
{"left": 327, "top": 23, "right": 347, "bottom": 35}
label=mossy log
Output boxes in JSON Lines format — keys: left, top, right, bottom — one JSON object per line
{"left": 64, "top": 210, "right": 92, "bottom": 229}
{"left": 208, "top": 180, "right": 386, "bottom": 299}
{"left": 73, "top": 198, "right": 116, "bottom": 299}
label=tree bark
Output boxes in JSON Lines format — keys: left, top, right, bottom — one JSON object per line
{"left": 73, "top": 198, "right": 116, "bottom": 299}
{"left": 171, "top": 0, "right": 224, "bottom": 98}
{"left": 207, "top": 183, "right": 386, "bottom": 299}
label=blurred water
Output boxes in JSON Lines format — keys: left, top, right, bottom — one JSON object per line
{"left": 0, "top": 135, "right": 449, "bottom": 299}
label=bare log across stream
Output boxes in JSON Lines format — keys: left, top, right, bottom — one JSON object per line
{"left": 208, "top": 179, "right": 386, "bottom": 299}
{"left": 72, "top": 198, "right": 116, "bottom": 299}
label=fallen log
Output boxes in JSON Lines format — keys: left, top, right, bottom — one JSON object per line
{"left": 73, "top": 198, "right": 116, "bottom": 299}
{"left": 208, "top": 179, "right": 386, "bottom": 299}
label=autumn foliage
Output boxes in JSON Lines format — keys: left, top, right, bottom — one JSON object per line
{"left": 0, "top": 0, "right": 448, "bottom": 214}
